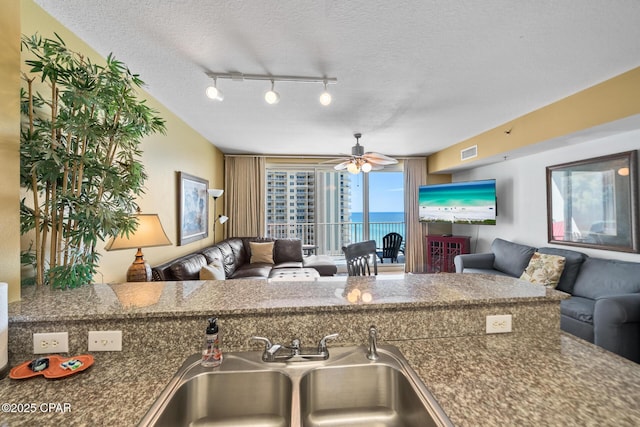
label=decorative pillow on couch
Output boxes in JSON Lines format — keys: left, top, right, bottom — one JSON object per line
{"left": 519, "top": 253, "right": 566, "bottom": 288}
{"left": 249, "top": 241, "right": 275, "bottom": 264}
{"left": 200, "top": 260, "right": 226, "bottom": 280}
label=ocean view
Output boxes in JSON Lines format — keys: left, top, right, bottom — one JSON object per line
{"left": 349, "top": 212, "right": 405, "bottom": 244}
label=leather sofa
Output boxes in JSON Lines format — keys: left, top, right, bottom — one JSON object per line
{"left": 454, "top": 238, "right": 640, "bottom": 363}
{"left": 152, "top": 237, "right": 337, "bottom": 281}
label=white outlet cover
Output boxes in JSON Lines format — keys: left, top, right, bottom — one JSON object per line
{"left": 33, "top": 332, "right": 69, "bottom": 354}
{"left": 88, "top": 330, "right": 122, "bottom": 351}
{"left": 486, "top": 314, "right": 513, "bottom": 334}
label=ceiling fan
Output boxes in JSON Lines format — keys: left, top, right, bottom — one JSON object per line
{"left": 326, "top": 133, "right": 398, "bottom": 174}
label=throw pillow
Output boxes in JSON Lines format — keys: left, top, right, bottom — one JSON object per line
{"left": 250, "top": 241, "right": 275, "bottom": 264}
{"left": 200, "top": 261, "right": 226, "bottom": 280}
{"left": 519, "top": 253, "right": 566, "bottom": 288}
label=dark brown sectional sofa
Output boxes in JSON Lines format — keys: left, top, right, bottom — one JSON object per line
{"left": 151, "top": 237, "right": 337, "bottom": 281}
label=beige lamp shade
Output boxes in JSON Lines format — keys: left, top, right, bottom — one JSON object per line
{"left": 105, "top": 214, "right": 172, "bottom": 282}
{"left": 105, "top": 214, "right": 172, "bottom": 251}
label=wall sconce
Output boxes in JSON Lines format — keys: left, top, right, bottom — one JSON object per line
{"left": 205, "top": 71, "right": 336, "bottom": 106}
{"left": 104, "top": 213, "right": 172, "bottom": 282}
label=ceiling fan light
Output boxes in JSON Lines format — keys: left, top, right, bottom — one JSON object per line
{"left": 205, "top": 85, "right": 224, "bottom": 101}
{"left": 347, "top": 162, "right": 360, "bottom": 174}
{"left": 361, "top": 162, "right": 372, "bottom": 173}
{"left": 265, "top": 81, "right": 280, "bottom": 104}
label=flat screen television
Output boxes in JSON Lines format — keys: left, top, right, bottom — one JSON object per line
{"left": 419, "top": 179, "right": 497, "bottom": 225}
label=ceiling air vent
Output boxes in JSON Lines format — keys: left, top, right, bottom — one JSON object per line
{"left": 460, "top": 145, "right": 478, "bottom": 161}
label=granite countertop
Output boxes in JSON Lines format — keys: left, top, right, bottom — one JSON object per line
{"left": 1, "top": 334, "right": 639, "bottom": 426}
{"left": 10, "top": 273, "right": 565, "bottom": 322}
{"left": 4, "top": 274, "right": 637, "bottom": 426}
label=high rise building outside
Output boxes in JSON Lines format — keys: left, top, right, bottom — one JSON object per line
{"left": 266, "top": 169, "right": 351, "bottom": 254}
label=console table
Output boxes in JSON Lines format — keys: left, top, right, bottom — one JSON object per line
{"left": 426, "top": 235, "right": 470, "bottom": 273}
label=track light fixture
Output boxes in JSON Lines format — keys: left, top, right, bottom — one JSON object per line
{"left": 205, "top": 78, "right": 224, "bottom": 101}
{"left": 205, "top": 71, "right": 337, "bottom": 105}
{"left": 319, "top": 80, "right": 332, "bottom": 106}
{"left": 264, "top": 80, "right": 280, "bottom": 105}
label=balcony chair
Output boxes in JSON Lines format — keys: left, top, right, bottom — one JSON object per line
{"left": 376, "top": 232, "right": 403, "bottom": 263}
{"left": 342, "top": 240, "right": 378, "bottom": 276}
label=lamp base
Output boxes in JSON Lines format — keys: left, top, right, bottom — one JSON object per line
{"left": 126, "top": 249, "right": 152, "bottom": 282}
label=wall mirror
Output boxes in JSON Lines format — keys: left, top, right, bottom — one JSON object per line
{"left": 546, "top": 150, "right": 638, "bottom": 253}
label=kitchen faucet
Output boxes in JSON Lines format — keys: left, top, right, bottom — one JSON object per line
{"left": 250, "top": 333, "right": 338, "bottom": 362}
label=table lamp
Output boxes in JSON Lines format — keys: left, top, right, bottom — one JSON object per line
{"left": 104, "top": 213, "right": 172, "bottom": 282}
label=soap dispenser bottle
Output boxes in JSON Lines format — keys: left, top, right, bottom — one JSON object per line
{"left": 201, "top": 317, "right": 223, "bottom": 367}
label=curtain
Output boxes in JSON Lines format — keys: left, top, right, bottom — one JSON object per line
{"left": 224, "top": 156, "right": 265, "bottom": 237}
{"left": 403, "top": 158, "right": 428, "bottom": 273}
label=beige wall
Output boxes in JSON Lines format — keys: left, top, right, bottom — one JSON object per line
{"left": 0, "top": 0, "right": 21, "bottom": 302}
{"left": 15, "top": 1, "right": 225, "bottom": 288}
{"left": 429, "top": 67, "right": 640, "bottom": 173}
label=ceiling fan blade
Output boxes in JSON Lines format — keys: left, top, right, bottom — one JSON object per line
{"left": 320, "top": 157, "right": 349, "bottom": 164}
{"left": 333, "top": 161, "right": 351, "bottom": 170}
{"left": 363, "top": 152, "right": 398, "bottom": 165}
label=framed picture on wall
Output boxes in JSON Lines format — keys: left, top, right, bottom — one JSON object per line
{"left": 177, "top": 171, "right": 209, "bottom": 246}
{"left": 546, "top": 150, "right": 638, "bottom": 253}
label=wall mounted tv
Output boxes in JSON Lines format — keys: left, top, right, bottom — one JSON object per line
{"left": 419, "top": 179, "right": 497, "bottom": 225}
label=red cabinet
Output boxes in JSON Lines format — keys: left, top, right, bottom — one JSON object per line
{"left": 426, "top": 235, "right": 470, "bottom": 273}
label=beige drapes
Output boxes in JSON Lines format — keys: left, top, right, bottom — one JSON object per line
{"left": 403, "top": 158, "right": 428, "bottom": 273}
{"left": 224, "top": 156, "right": 265, "bottom": 237}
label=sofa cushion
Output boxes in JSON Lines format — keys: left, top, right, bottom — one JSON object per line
{"left": 250, "top": 241, "right": 275, "bottom": 264}
{"left": 199, "top": 261, "right": 226, "bottom": 280}
{"left": 519, "top": 253, "right": 566, "bottom": 288}
{"left": 303, "top": 255, "right": 338, "bottom": 276}
{"left": 537, "top": 247, "right": 587, "bottom": 293}
{"left": 560, "top": 296, "right": 595, "bottom": 324}
{"left": 272, "top": 261, "right": 304, "bottom": 269}
{"left": 216, "top": 241, "right": 237, "bottom": 278}
{"left": 273, "top": 238, "right": 303, "bottom": 264}
{"left": 230, "top": 263, "right": 272, "bottom": 279}
{"left": 491, "top": 238, "right": 536, "bottom": 277}
{"left": 573, "top": 258, "right": 640, "bottom": 299}
{"left": 200, "top": 246, "right": 223, "bottom": 265}
{"left": 169, "top": 254, "right": 207, "bottom": 281}
{"left": 227, "top": 238, "right": 249, "bottom": 266}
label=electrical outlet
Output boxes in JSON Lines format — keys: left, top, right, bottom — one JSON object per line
{"left": 88, "top": 330, "right": 122, "bottom": 351}
{"left": 33, "top": 332, "right": 69, "bottom": 354}
{"left": 486, "top": 314, "right": 512, "bottom": 334}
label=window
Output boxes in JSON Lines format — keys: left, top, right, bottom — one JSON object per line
{"left": 265, "top": 162, "right": 404, "bottom": 255}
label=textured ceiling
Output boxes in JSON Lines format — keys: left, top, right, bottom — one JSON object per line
{"left": 33, "top": 0, "right": 640, "bottom": 158}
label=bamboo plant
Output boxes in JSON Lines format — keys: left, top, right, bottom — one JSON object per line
{"left": 20, "top": 33, "right": 166, "bottom": 289}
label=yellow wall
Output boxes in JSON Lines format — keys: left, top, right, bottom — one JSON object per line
{"left": 0, "top": 0, "right": 21, "bottom": 302}
{"left": 429, "top": 67, "right": 640, "bottom": 173}
{"left": 16, "top": 1, "right": 225, "bottom": 288}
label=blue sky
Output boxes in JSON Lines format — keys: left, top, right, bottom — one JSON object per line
{"left": 350, "top": 171, "right": 404, "bottom": 212}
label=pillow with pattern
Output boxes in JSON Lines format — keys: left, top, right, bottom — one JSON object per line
{"left": 520, "top": 252, "right": 566, "bottom": 288}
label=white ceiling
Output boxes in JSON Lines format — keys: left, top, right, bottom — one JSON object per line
{"left": 33, "top": 0, "right": 640, "bottom": 158}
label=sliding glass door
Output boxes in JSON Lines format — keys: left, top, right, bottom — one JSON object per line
{"left": 265, "top": 163, "right": 404, "bottom": 256}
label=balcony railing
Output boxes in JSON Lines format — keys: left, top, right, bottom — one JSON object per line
{"left": 266, "top": 221, "right": 405, "bottom": 256}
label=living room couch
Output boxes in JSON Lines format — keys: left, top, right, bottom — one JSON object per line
{"left": 152, "top": 237, "right": 337, "bottom": 281}
{"left": 454, "top": 238, "right": 640, "bottom": 363}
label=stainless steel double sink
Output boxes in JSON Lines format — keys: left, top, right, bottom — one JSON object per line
{"left": 139, "top": 345, "right": 453, "bottom": 427}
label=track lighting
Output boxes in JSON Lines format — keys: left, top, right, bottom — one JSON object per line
{"left": 264, "top": 80, "right": 280, "bottom": 105}
{"left": 205, "top": 71, "right": 336, "bottom": 105}
{"left": 319, "top": 80, "right": 332, "bottom": 106}
{"left": 205, "top": 78, "right": 224, "bottom": 101}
